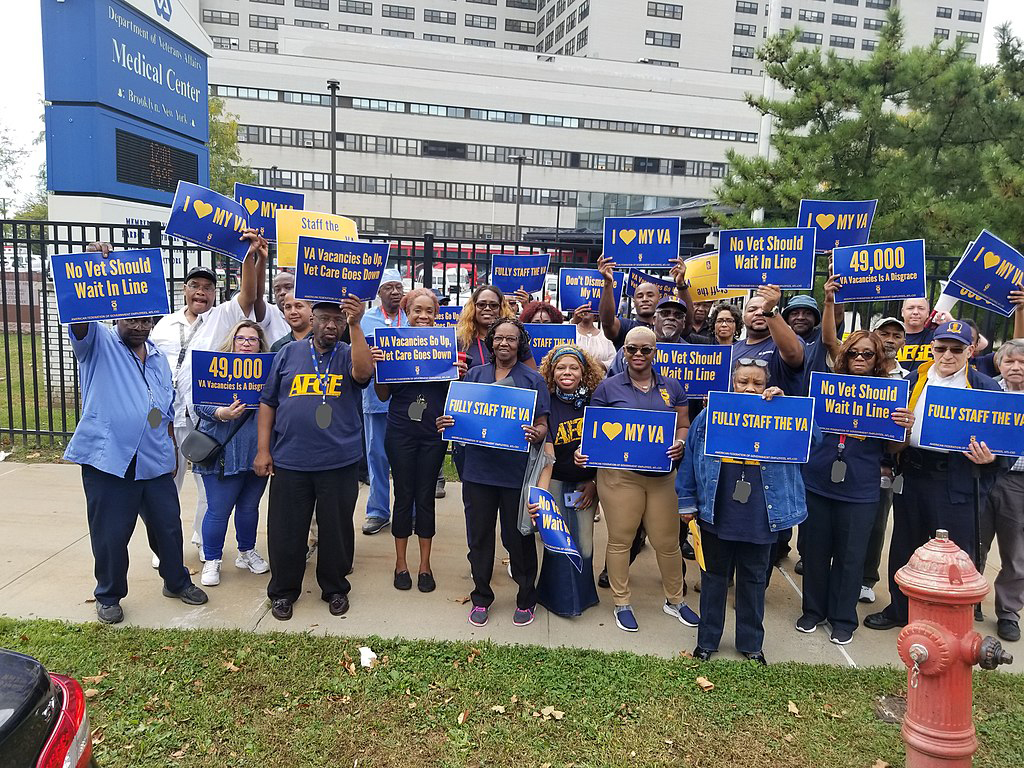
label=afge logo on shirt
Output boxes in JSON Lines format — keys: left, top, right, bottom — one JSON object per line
{"left": 288, "top": 373, "right": 345, "bottom": 397}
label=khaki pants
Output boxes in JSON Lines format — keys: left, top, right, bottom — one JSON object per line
{"left": 597, "top": 468, "right": 683, "bottom": 606}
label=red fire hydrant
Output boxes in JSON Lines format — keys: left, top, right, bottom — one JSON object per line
{"left": 895, "top": 529, "right": 1013, "bottom": 767}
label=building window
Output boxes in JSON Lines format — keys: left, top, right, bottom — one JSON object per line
{"left": 957, "top": 31, "right": 980, "bottom": 43}
{"left": 833, "top": 0, "right": 857, "bottom": 5}
{"left": 798, "top": 9, "right": 824, "bottom": 23}
{"left": 202, "top": 9, "right": 238, "bottom": 25}
{"left": 381, "top": 28, "right": 413, "bottom": 37}
{"left": 339, "top": 1, "right": 372, "bottom": 14}
{"left": 339, "top": 23, "right": 371, "bottom": 32}
{"left": 736, "top": 1, "right": 757, "bottom": 14}
{"left": 506, "top": 0, "right": 537, "bottom": 9}
{"left": 250, "top": 14, "right": 284, "bottom": 28}
{"left": 647, "top": 2, "right": 683, "bottom": 20}
{"left": 295, "top": 18, "right": 329, "bottom": 27}
{"left": 797, "top": 31, "right": 822, "bottom": 44}
{"left": 959, "top": 10, "right": 982, "bottom": 23}
{"left": 643, "top": 58, "right": 679, "bottom": 67}
{"left": 211, "top": 35, "right": 240, "bottom": 49}
{"left": 295, "top": 0, "right": 328, "bottom": 8}
{"left": 463, "top": 37, "right": 496, "bottom": 46}
{"left": 731, "top": 66, "right": 753, "bottom": 75}
{"left": 734, "top": 23, "right": 756, "bottom": 36}
{"left": 505, "top": 42, "right": 534, "bottom": 50}
{"left": 253, "top": 0, "right": 284, "bottom": 4}
{"left": 780, "top": 6, "right": 791, "bottom": 18}
{"left": 424, "top": 9, "right": 456, "bottom": 24}
{"left": 934, "top": 28, "right": 949, "bottom": 40}
{"left": 645, "top": 30, "right": 681, "bottom": 47}
{"left": 864, "top": 0, "right": 890, "bottom": 8}
{"left": 829, "top": 35, "right": 854, "bottom": 49}
{"left": 382, "top": 4, "right": 414, "bottom": 19}
{"left": 465, "top": 14, "right": 496, "bottom": 28}
{"left": 467, "top": 0, "right": 497, "bottom": 4}
{"left": 424, "top": 33, "right": 455, "bottom": 42}
{"left": 832, "top": 13, "right": 856, "bottom": 27}
{"left": 863, "top": 17, "right": 885, "bottom": 30}
{"left": 731, "top": 45, "right": 754, "bottom": 58}
{"left": 936, "top": 7, "right": 952, "bottom": 19}
{"left": 861, "top": 38, "right": 876, "bottom": 51}
{"left": 506, "top": 18, "right": 536, "bottom": 33}
{"left": 575, "top": 26, "right": 588, "bottom": 48}
{"left": 249, "top": 40, "right": 278, "bottom": 53}
{"left": 578, "top": 0, "right": 589, "bottom": 20}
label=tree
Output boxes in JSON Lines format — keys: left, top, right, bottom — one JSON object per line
{"left": 0, "top": 121, "right": 28, "bottom": 217}
{"left": 14, "top": 166, "right": 48, "bottom": 221}
{"left": 710, "top": 12, "right": 1024, "bottom": 258}
{"left": 208, "top": 97, "right": 256, "bottom": 196}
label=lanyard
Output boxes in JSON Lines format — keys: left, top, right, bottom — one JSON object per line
{"left": 309, "top": 338, "right": 339, "bottom": 404}
{"left": 721, "top": 458, "right": 760, "bottom": 466}
{"left": 382, "top": 308, "right": 401, "bottom": 327}
{"left": 476, "top": 338, "right": 486, "bottom": 366}
{"left": 121, "top": 340, "right": 154, "bottom": 406}
{"left": 836, "top": 434, "right": 847, "bottom": 461}
{"left": 175, "top": 317, "right": 203, "bottom": 374}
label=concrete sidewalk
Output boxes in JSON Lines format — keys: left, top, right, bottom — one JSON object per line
{"left": 0, "top": 461, "right": 1015, "bottom": 669}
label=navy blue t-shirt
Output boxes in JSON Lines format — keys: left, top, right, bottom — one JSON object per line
{"left": 260, "top": 338, "right": 369, "bottom": 471}
{"left": 703, "top": 460, "right": 774, "bottom": 545}
{"left": 386, "top": 379, "right": 450, "bottom": 441}
{"left": 547, "top": 395, "right": 596, "bottom": 484}
{"left": 898, "top": 328, "right": 934, "bottom": 372}
{"left": 612, "top": 316, "right": 654, "bottom": 349}
{"left": 731, "top": 336, "right": 804, "bottom": 396}
{"left": 462, "top": 336, "right": 490, "bottom": 370}
{"left": 802, "top": 432, "right": 884, "bottom": 504}
{"left": 460, "top": 362, "right": 551, "bottom": 489}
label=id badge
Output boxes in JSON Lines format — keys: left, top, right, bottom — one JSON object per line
{"left": 732, "top": 479, "right": 751, "bottom": 504}
{"left": 831, "top": 460, "right": 847, "bottom": 484}
{"left": 892, "top": 475, "right": 905, "bottom": 495}
{"left": 564, "top": 491, "right": 583, "bottom": 508}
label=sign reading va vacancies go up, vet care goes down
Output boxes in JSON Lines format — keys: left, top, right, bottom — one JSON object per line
{"left": 373, "top": 327, "right": 458, "bottom": 384}
{"left": 653, "top": 343, "right": 730, "bottom": 400}
{"left": 52, "top": 248, "right": 170, "bottom": 324}
{"left": 602, "top": 216, "right": 681, "bottom": 268}
{"left": 919, "top": 387, "right": 1024, "bottom": 458}
{"left": 580, "top": 406, "right": 677, "bottom": 472}
{"left": 293, "top": 236, "right": 390, "bottom": 303}
{"left": 191, "top": 351, "right": 275, "bottom": 409}
{"left": 718, "top": 227, "right": 816, "bottom": 289}
{"left": 832, "top": 239, "right": 926, "bottom": 303}
{"left": 704, "top": 391, "right": 815, "bottom": 463}
{"left": 809, "top": 372, "right": 910, "bottom": 441}
{"left": 558, "top": 268, "right": 624, "bottom": 312}
{"left": 947, "top": 230, "right": 1024, "bottom": 317}
{"left": 233, "top": 183, "right": 305, "bottom": 242}
{"left": 165, "top": 182, "right": 250, "bottom": 261}
{"left": 490, "top": 253, "right": 550, "bottom": 295}
{"left": 528, "top": 487, "right": 583, "bottom": 572}
{"left": 443, "top": 381, "right": 537, "bottom": 452}
{"left": 797, "top": 199, "right": 877, "bottom": 250}
{"left": 624, "top": 268, "right": 677, "bottom": 299}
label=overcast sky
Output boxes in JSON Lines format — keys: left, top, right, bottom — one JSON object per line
{"left": 3, "top": 1, "right": 1024, "bottom": 209}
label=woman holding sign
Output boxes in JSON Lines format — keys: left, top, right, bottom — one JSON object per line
{"left": 192, "top": 320, "right": 272, "bottom": 586}
{"left": 455, "top": 285, "right": 515, "bottom": 370}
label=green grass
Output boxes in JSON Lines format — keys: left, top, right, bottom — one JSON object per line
{"left": 2, "top": 618, "right": 1022, "bottom": 767}
{"left": 0, "top": 331, "right": 78, "bottom": 450}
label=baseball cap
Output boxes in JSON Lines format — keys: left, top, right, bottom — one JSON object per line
{"left": 655, "top": 297, "right": 686, "bottom": 313}
{"left": 185, "top": 266, "right": 217, "bottom": 284}
{"left": 870, "top": 316, "right": 906, "bottom": 333}
{"left": 932, "top": 320, "right": 973, "bottom": 346}
{"left": 781, "top": 294, "right": 821, "bottom": 323}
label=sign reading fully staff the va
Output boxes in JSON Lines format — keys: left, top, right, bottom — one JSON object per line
{"left": 603, "top": 216, "right": 680, "bottom": 268}
{"left": 529, "top": 487, "right": 583, "bottom": 572}
{"left": 490, "top": 253, "right": 550, "bottom": 295}
{"left": 374, "top": 327, "right": 458, "bottom": 384}
{"left": 832, "top": 239, "right": 926, "bottom": 303}
{"left": 797, "top": 199, "right": 877, "bottom": 249}
{"left": 233, "top": 183, "right": 304, "bottom": 242}
{"left": 293, "top": 236, "right": 390, "bottom": 302}
{"left": 443, "top": 381, "right": 537, "bottom": 452}
{"left": 919, "top": 386, "right": 1024, "bottom": 457}
{"left": 558, "top": 268, "right": 623, "bottom": 312}
{"left": 525, "top": 323, "right": 575, "bottom": 365}
{"left": 948, "top": 230, "right": 1024, "bottom": 317}
{"left": 191, "top": 351, "right": 275, "bottom": 408}
{"left": 718, "top": 227, "right": 816, "bottom": 289}
{"left": 165, "top": 182, "right": 250, "bottom": 261}
{"left": 809, "top": 372, "right": 909, "bottom": 441}
{"left": 52, "top": 248, "right": 169, "bottom": 323}
{"left": 653, "top": 344, "right": 730, "bottom": 399}
{"left": 580, "top": 406, "right": 677, "bottom": 472}
{"left": 704, "top": 391, "right": 815, "bottom": 463}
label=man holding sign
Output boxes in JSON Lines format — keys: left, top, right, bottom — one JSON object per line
{"left": 597, "top": 255, "right": 693, "bottom": 349}
{"left": 733, "top": 286, "right": 806, "bottom": 397}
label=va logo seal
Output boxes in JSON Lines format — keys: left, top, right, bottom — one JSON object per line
{"left": 154, "top": 0, "right": 172, "bottom": 21}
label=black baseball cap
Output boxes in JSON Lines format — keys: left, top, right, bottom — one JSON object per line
{"left": 185, "top": 266, "right": 217, "bottom": 284}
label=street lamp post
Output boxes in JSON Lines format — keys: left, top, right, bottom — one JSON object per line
{"left": 553, "top": 197, "right": 564, "bottom": 245}
{"left": 269, "top": 165, "right": 278, "bottom": 189}
{"left": 327, "top": 79, "right": 340, "bottom": 215}
{"left": 509, "top": 154, "right": 527, "bottom": 240}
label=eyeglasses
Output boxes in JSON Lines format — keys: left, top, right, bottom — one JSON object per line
{"left": 656, "top": 309, "right": 685, "bottom": 319}
{"left": 234, "top": 336, "right": 260, "bottom": 345}
{"left": 715, "top": 317, "right": 736, "bottom": 325}
{"left": 736, "top": 357, "right": 768, "bottom": 368}
{"left": 493, "top": 335, "right": 519, "bottom": 344}
{"left": 476, "top": 301, "right": 500, "bottom": 310}
{"left": 624, "top": 344, "right": 655, "bottom": 357}
{"left": 122, "top": 318, "right": 155, "bottom": 329}
{"left": 846, "top": 349, "right": 877, "bottom": 360}
{"left": 185, "top": 280, "right": 213, "bottom": 291}
{"left": 933, "top": 345, "right": 967, "bottom": 356}
{"left": 313, "top": 314, "right": 342, "bottom": 328}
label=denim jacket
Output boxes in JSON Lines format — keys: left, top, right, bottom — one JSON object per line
{"left": 191, "top": 404, "right": 259, "bottom": 477}
{"left": 677, "top": 408, "right": 816, "bottom": 533}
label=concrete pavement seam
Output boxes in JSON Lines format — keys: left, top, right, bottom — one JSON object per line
{"left": 0, "top": 531, "right": 91, "bottom": 593}
{"left": 777, "top": 565, "right": 858, "bottom": 668}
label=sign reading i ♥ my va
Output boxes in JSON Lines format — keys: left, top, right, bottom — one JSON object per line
{"left": 809, "top": 372, "right": 910, "bottom": 441}
{"left": 373, "top": 327, "right": 458, "bottom": 384}
{"left": 653, "top": 343, "right": 731, "bottom": 399}
{"left": 624, "top": 268, "right": 677, "bottom": 299}
{"left": 442, "top": 381, "right": 537, "bottom": 452}
{"left": 191, "top": 351, "right": 275, "bottom": 409}
{"left": 558, "top": 268, "right": 624, "bottom": 312}
{"left": 293, "top": 237, "right": 390, "bottom": 302}
{"left": 704, "top": 391, "right": 815, "bottom": 463}
{"left": 580, "top": 406, "right": 677, "bottom": 472}
{"left": 718, "top": 227, "right": 816, "bottom": 289}
{"left": 233, "top": 183, "right": 305, "bottom": 242}
{"left": 797, "top": 199, "right": 877, "bottom": 250}
{"left": 919, "top": 386, "right": 1024, "bottom": 457}
{"left": 490, "top": 252, "right": 550, "bottom": 295}
{"left": 51, "top": 248, "right": 169, "bottom": 323}
{"left": 525, "top": 323, "right": 575, "bottom": 365}
{"left": 165, "top": 182, "right": 251, "bottom": 261}
{"left": 832, "top": 239, "right": 927, "bottom": 303}
{"left": 529, "top": 486, "right": 583, "bottom": 572}
{"left": 603, "top": 216, "right": 680, "bottom": 268}
{"left": 948, "top": 230, "right": 1024, "bottom": 317}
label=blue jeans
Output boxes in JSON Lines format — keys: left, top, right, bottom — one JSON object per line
{"left": 364, "top": 412, "right": 391, "bottom": 521}
{"left": 201, "top": 472, "right": 268, "bottom": 561}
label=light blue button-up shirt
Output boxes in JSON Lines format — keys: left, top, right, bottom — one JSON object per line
{"left": 63, "top": 324, "right": 176, "bottom": 480}
{"left": 360, "top": 305, "right": 406, "bottom": 414}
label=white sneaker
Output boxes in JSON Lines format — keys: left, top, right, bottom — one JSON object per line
{"left": 151, "top": 553, "right": 160, "bottom": 569}
{"left": 236, "top": 549, "right": 270, "bottom": 574}
{"left": 191, "top": 531, "right": 206, "bottom": 562}
{"left": 201, "top": 559, "right": 222, "bottom": 586}
{"left": 859, "top": 586, "right": 876, "bottom": 604}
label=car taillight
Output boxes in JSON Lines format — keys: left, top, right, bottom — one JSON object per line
{"left": 36, "top": 674, "right": 93, "bottom": 768}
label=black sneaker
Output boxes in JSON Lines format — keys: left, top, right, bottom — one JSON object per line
{"left": 997, "top": 619, "right": 1020, "bottom": 642}
{"left": 795, "top": 614, "right": 823, "bottom": 634}
{"left": 96, "top": 602, "right": 123, "bottom": 625}
{"left": 974, "top": 604, "right": 984, "bottom": 622}
{"left": 394, "top": 570, "right": 412, "bottom": 590}
{"left": 435, "top": 480, "right": 446, "bottom": 499}
{"left": 328, "top": 593, "right": 349, "bottom": 616}
{"left": 162, "top": 584, "right": 208, "bottom": 605}
{"left": 830, "top": 628, "right": 854, "bottom": 646}
{"left": 597, "top": 568, "right": 610, "bottom": 589}
{"left": 681, "top": 539, "right": 696, "bottom": 561}
{"left": 417, "top": 571, "right": 436, "bottom": 593}
{"left": 794, "top": 559, "right": 804, "bottom": 575}
{"left": 271, "top": 598, "right": 293, "bottom": 621}
{"left": 692, "top": 646, "right": 714, "bottom": 662}
{"left": 743, "top": 651, "right": 768, "bottom": 666}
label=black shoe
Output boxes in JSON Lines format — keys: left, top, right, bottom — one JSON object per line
{"left": 271, "top": 598, "right": 293, "bottom": 621}
{"left": 597, "top": 568, "right": 610, "bottom": 589}
{"left": 692, "top": 646, "right": 714, "bottom": 662}
{"left": 997, "top": 619, "right": 1020, "bottom": 642}
{"left": 162, "top": 584, "right": 208, "bottom": 605}
{"left": 681, "top": 539, "right": 696, "bottom": 561}
{"left": 974, "top": 604, "right": 984, "bottom": 622}
{"left": 743, "top": 651, "right": 768, "bottom": 666}
{"left": 394, "top": 570, "right": 412, "bottom": 590}
{"left": 362, "top": 517, "right": 390, "bottom": 535}
{"left": 96, "top": 602, "right": 123, "bottom": 624}
{"left": 864, "top": 611, "right": 903, "bottom": 630}
{"left": 418, "top": 571, "right": 436, "bottom": 593}
{"left": 794, "top": 559, "right": 804, "bottom": 575}
{"left": 328, "top": 593, "right": 349, "bottom": 616}
{"left": 434, "top": 480, "right": 446, "bottom": 499}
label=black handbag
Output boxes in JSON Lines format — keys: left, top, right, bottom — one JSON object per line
{"left": 181, "top": 410, "right": 254, "bottom": 468}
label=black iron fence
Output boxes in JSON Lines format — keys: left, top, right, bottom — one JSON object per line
{"left": 1, "top": 218, "right": 1016, "bottom": 447}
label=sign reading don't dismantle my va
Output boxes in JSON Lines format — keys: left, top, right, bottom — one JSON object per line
{"left": 704, "top": 391, "right": 815, "bottom": 463}
{"left": 293, "top": 237, "right": 390, "bottom": 303}
{"left": 191, "top": 351, "right": 275, "bottom": 409}
{"left": 718, "top": 227, "right": 816, "bottom": 289}
{"left": 832, "top": 239, "right": 927, "bottom": 303}
{"left": 442, "top": 381, "right": 537, "bottom": 452}
{"left": 809, "top": 372, "right": 909, "bottom": 441}
{"left": 653, "top": 344, "right": 731, "bottom": 399}
{"left": 165, "top": 182, "right": 250, "bottom": 261}
{"left": 919, "top": 386, "right": 1024, "bottom": 458}
{"left": 233, "top": 183, "right": 305, "bottom": 242}
{"left": 558, "top": 268, "right": 624, "bottom": 312}
{"left": 374, "top": 327, "right": 458, "bottom": 384}
{"left": 490, "top": 252, "right": 550, "bottom": 295}
{"left": 603, "top": 216, "right": 680, "bottom": 268}
{"left": 580, "top": 406, "right": 676, "bottom": 472}
{"left": 797, "top": 199, "right": 877, "bottom": 250}
{"left": 52, "top": 248, "right": 169, "bottom": 324}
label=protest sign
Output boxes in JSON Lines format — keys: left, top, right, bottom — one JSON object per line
{"left": 529, "top": 486, "right": 583, "bottom": 572}
{"left": 166, "top": 182, "right": 250, "bottom": 261}
{"left": 51, "top": 248, "right": 169, "bottom": 324}
{"left": 704, "top": 391, "right": 815, "bottom": 463}
{"left": 233, "top": 183, "right": 304, "bottom": 242}
{"left": 919, "top": 387, "right": 1024, "bottom": 458}
{"left": 603, "top": 216, "right": 680, "bottom": 268}
{"left": 434, "top": 305, "right": 462, "bottom": 328}
{"left": 832, "top": 239, "right": 926, "bottom": 303}
{"left": 809, "top": 372, "right": 909, "bottom": 441}
{"left": 373, "top": 327, "right": 458, "bottom": 384}
{"left": 580, "top": 406, "right": 677, "bottom": 472}
{"left": 490, "top": 252, "right": 550, "bottom": 295}
{"left": 682, "top": 252, "right": 748, "bottom": 301}
{"left": 191, "top": 351, "right": 275, "bottom": 408}
{"left": 653, "top": 343, "right": 730, "bottom": 399}
{"left": 623, "top": 268, "right": 677, "bottom": 299}
{"left": 293, "top": 237, "right": 390, "bottom": 303}
{"left": 797, "top": 199, "right": 877, "bottom": 249}
{"left": 524, "top": 323, "right": 576, "bottom": 365}
{"left": 940, "top": 279, "right": 1004, "bottom": 315}
{"left": 558, "top": 268, "right": 623, "bottom": 312}
{"left": 947, "top": 230, "right": 1024, "bottom": 317}
{"left": 276, "top": 209, "right": 358, "bottom": 268}
{"left": 718, "top": 227, "right": 816, "bottom": 289}
{"left": 443, "top": 381, "right": 537, "bottom": 452}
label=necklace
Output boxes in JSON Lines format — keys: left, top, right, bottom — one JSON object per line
{"left": 631, "top": 376, "right": 653, "bottom": 393}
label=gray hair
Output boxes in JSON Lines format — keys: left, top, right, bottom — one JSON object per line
{"left": 995, "top": 338, "right": 1024, "bottom": 368}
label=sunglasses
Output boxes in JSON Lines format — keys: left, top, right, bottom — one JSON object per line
{"left": 846, "top": 349, "right": 876, "bottom": 360}
{"left": 624, "top": 344, "right": 655, "bottom": 357}
{"left": 933, "top": 345, "right": 967, "bottom": 356}
{"left": 736, "top": 357, "right": 768, "bottom": 368}
{"left": 476, "top": 301, "right": 500, "bottom": 310}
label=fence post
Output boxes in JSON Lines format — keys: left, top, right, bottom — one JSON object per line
{"left": 422, "top": 231, "right": 435, "bottom": 289}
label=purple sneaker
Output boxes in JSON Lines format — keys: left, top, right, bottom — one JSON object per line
{"left": 469, "top": 605, "right": 489, "bottom": 627}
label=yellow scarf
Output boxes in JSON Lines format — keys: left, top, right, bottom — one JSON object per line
{"left": 907, "top": 360, "right": 972, "bottom": 411}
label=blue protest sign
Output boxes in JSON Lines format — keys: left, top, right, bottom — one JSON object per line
{"left": 653, "top": 344, "right": 731, "bottom": 400}
{"left": 529, "top": 487, "right": 583, "bottom": 572}
{"left": 940, "top": 279, "right": 1004, "bottom": 314}
{"left": 191, "top": 351, "right": 275, "bottom": 409}
{"left": 580, "top": 406, "right": 677, "bottom": 472}
{"left": 624, "top": 268, "right": 677, "bottom": 299}
{"left": 51, "top": 248, "right": 169, "bottom": 324}
{"left": 293, "top": 236, "right": 391, "bottom": 302}
{"left": 434, "top": 305, "right": 462, "bottom": 328}
{"left": 443, "top": 381, "right": 537, "bottom": 452}
{"left": 166, "top": 182, "right": 250, "bottom": 261}
{"left": 233, "top": 183, "right": 305, "bottom": 242}
{"left": 948, "top": 230, "right": 1024, "bottom": 317}
{"left": 374, "top": 327, "right": 458, "bottom": 384}
{"left": 704, "top": 391, "right": 815, "bottom": 463}
{"left": 490, "top": 252, "right": 550, "bottom": 295}
{"left": 603, "top": 216, "right": 680, "bottom": 268}
{"left": 919, "top": 386, "right": 1024, "bottom": 458}
{"left": 524, "top": 323, "right": 576, "bottom": 365}
{"left": 832, "top": 239, "right": 927, "bottom": 303}
{"left": 558, "top": 268, "right": 624, "bottom": 312}
{"left": 797, "top": 199, "right": 877, "bottom": 249}
{"left": 809, "top": 372, "right": 909, "bottom": 441}
{"left": 718, "top": 227, "right": 816, "bottom": 289}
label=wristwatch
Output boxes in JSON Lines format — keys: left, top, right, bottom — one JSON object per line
{"left": 762, "top": 306, "right": 779, "bottom": 318}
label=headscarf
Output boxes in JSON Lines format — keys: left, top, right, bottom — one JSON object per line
{"left": 550, "top": 344, "right": 590, "bottom": 409}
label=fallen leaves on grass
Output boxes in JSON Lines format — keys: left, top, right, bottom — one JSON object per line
{"left": 81, "top": 673, "right": 108, "bottom": 684}
{"left": 695, "top": 676, "right": 714, "bottom": 692}
{"left": 491, "top": 705, "right": 506, "bottom": 714}
{"left": 457, "top": 709, "right": 470, "bottom": 725}
{"left": 223, "top": 660, "right": 240, "bottom": 673}
{"left": 532, "top": 706, "right": 565, "bottom": 721}
{"left": 787, "top": 701, "right": 802, "bottom": 718}
{"left": 84, "top": 688, "right": 100, "bottom": 699}
{"left": 871, "top": 761, "right": 890, "bottom": 768}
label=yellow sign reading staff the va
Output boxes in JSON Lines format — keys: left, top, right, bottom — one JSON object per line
{"left": 683, "top": 252, "right": 748, "bottom": 301}
{"left": 276, "top": 210, "right": 359, "bottom": 268}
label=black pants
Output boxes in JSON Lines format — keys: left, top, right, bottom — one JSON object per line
{"left": 801, "top": 490, "right": 876, "bottom": 634}
{"left": 463, "top": 481, "right": 537, "bottom": 610}
{"left": 386, "top": 430, "right": 446, "bottom": 539}
{"left": 862, "top": 486, "right": 894, "bottom": 588}
{"left": 267, "top": 464, "right": 358, "bottom": 603}
{"left": 82, "top": 463, "right": 190, "bottom": 605}
{"left": 697, "top": 528, "right": 773, "bottom": 654}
